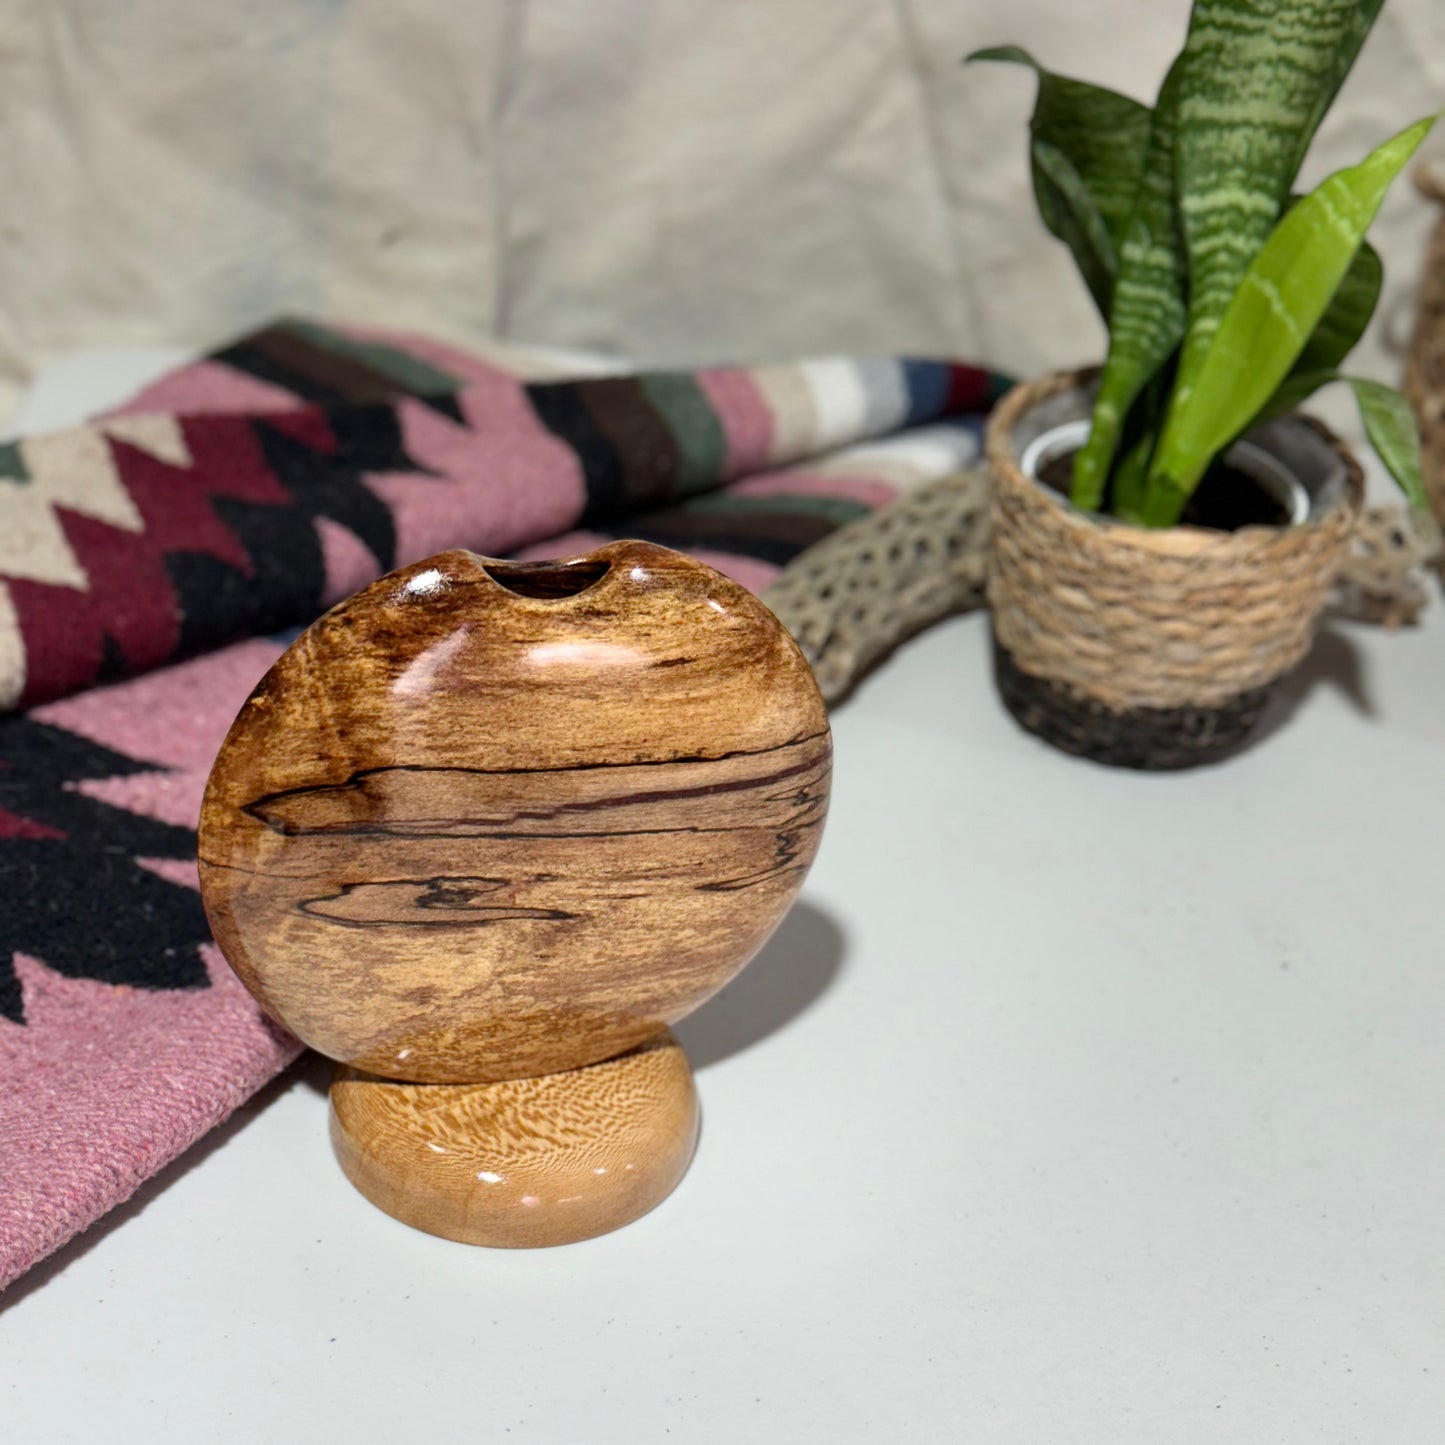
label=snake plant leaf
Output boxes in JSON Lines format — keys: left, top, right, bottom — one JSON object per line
{"left": 1110, "top": 421, "right": 1163, "bottom": 524}
{"left": 1269, "top": 371, "right": 1427, "bottom": 508}
{"left": 1351, "top": 377, "right": 1429, "bottom": 510}
{"left": 1293, "top": 238, "right": 1383, "bottom": 375}
{"left": 968, "top": 46, "right": 1152, "bottom": 312}
{"left": 1069, "top": 59, "right": 1187, "bottom": 511}
{"left": 1230, "top": 231, "right": 1380, "bottom": 422}
{"left": 1286, "top": 0, "right": 1387, "bottom": 182}
{"left": 1144, "top": 114, "right": 1435, "bottom": 526}
{"left": 1171, "top": 0, "right": 1386, "bottom": 412}
{"left": 1030, "top": 140, "right": 1120, "bottom": 316}
{"left": 1257, "top": 366, "right": 1337, "bottom": 422}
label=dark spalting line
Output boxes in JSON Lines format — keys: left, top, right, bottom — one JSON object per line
{"left": 196, "top": 856, "right": 274, "bottom": 878}
{"left": 199, "top": 814, "right": 812, "bottom": 875}
{"left": 297, "top": 904, "right": 577, "bottom": 930}
{"left": 298, "top": 876, "right": 580, "bottom": 928}
{"left": 696, "top": 816, "right": 824, "bottom": 892}
{"left": 651, "top": 656, "right": 694, "bottom": 668}
{"left": 245, "top": 753, "right": 829, "bottom": 838}
{"left": 320, "top": 822, "right": 799, "bottom": 843}
{"left": 239, "top": 728, "right": 831, "bottom": 820}
{"left": 761, "top": 782, "right": 828, "bottom": 809}
{"left": 698, "top": 864, "right": 813, "bottom": 893}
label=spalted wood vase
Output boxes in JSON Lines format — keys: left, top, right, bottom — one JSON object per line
{"left": 198, "top": 541, "right": 830, "bottom": 1247}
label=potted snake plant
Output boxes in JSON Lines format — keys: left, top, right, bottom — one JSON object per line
{"left": 970, "top": 0, "right": 1434, "bottom": 768}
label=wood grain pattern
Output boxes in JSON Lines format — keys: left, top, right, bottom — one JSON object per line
{"left": 198, "top": 541, "right": 831, "bottom": 1084}
{"left": 329, "top": 1031, "right": 699, "bottom": 1248}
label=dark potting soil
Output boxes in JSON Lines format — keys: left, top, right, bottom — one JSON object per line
{"left": 1037, "top": 451, "right": 1290, "bottom": 530}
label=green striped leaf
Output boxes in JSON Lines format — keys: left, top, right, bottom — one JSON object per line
{"left": 1255, "top": 234, "right": 1382, "bottom": 421}
{"left": 1070, "top": 59, "right": 1188, "bottom": 511}
{"left": 1352, "top": 377, "right": 1428, "bottom": 510}
{"left": 1293, "top": 237, "right": 1383, "bottom": 375}
{"left": 1081, "top": 211, "right": 1380, "bottom": 510}
{"left": 1170, "top": 0, "right": 1385, "bottom": 417}
{"left": 968, "top": 46, "right": 1152, "bottom": 313}
{"left": 1030, "top": 140, "right": 1119, "bottom": 315}
{"left": 1110, "top": 420, "right": 1164, "bottom": 524}
{"left": 1144, "top": 114, "right": 1435, "bottom": 525}
{"left": 1285, "top": 0, "right": 1386, "bottom": 181}
{"left": 1236, "top": 367, "right": 1427, "bottom": 508}
{"left": 1263, "top": 371, "right": 1426, "bottom": 508}
{"left": 1257, "top": 366, "right": 1338, "bottom": 422}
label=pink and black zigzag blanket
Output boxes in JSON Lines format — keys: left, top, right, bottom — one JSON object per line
{"left": 0, "top": 320, "right": 1008, "bottom": 1290}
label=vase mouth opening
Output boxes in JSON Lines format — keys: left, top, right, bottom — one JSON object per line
{"left": 481, "top": 558, "right": 613, "bottom": 599}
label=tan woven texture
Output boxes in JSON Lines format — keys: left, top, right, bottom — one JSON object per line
{"left": 1405, "top": 160, "right": 1445, "bottom": 530}
{"left": 762, "top": 469, "right": 991, "bottom": 703}
{"left": 1334, "top": 503, "right": 1442, "bottom": 627}
{"left": 764, "top": 394, "right": 1428, "bottom": 707}
{"left": 985, "top": 373, "right": 1364, "bottom": 712}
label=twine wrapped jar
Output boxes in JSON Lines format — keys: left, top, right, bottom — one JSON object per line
{"left": 985, "top": 371, "right": 1363, "bottom": 769}
{"left": 1404, "top": 158, "right": 1445, "bottom": 528}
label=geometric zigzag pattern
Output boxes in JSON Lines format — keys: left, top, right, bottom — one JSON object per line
{"left": 0, "top": 319, "right": 1008, "bottom": 712}
{"left": 0, "top": 319, "right": 1008, "bottom": 1294}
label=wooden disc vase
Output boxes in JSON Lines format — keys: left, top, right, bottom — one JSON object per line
{"left": 198, "top": 541, "right": 831, "bottom": 1246}
{"left": 985, "top": 371, "right": 1363, "bottom": 769}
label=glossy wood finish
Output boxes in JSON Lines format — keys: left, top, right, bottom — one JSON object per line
{"left": 329, "top": 1031, "right": 699, "bottom": 1248}
{"left": 199, "top": 541, "right": 831, "bottom": 1085}
{"left": 198, "top": 540, "right": 829, "bottom": 1245}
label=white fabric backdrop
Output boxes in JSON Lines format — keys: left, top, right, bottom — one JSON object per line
{"left": 1, "top": 1, "right": 1441, "bottom": 422}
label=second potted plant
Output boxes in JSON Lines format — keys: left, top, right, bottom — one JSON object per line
{"left": 971, "top": 0, "right": 1433, "bottom": 768}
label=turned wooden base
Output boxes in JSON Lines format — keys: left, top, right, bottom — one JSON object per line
{"left": 328, "top": 1031, "right": 700, "bottom": 1248}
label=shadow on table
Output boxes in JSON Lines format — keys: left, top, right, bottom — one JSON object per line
{"left": 1251, "top": 622, "right": 1374, "bottom": 746}
{"left": 675, "top": 898, "right": 846, "bottom": 1071}
{"left": 2, "top": 903, "right": 845, "bottom": 1310}
{"left": 0, "top": 1051, "right": 330, "bottom": 1318}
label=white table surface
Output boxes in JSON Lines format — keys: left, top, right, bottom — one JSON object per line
{"left": 2, "top": 357, "right": 1443, "bottom": 1443}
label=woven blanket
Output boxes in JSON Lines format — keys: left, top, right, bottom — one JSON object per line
{"left": 0, "top": 322, "right": 1007, "bottom": 1291}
